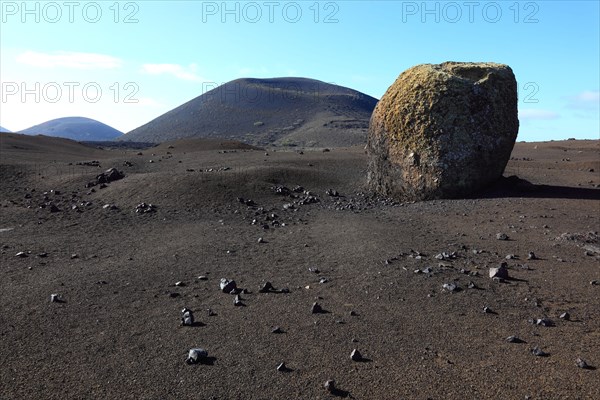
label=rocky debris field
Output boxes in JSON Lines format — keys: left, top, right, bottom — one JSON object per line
{"left": 0, "top": 138, "right": 599, "bottom": 399}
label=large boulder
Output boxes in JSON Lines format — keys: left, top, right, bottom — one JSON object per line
{"left": 367, "top": 62, "right": 519, "bottom": 200}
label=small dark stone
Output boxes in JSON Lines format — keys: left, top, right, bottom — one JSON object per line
{"left": 531, "top": 346, "right": 549, "bottom": 357}
{"left": 576, "top": 358, "right": 591, "bottom": 369}
{"left": 311, "top": 302, "right": 323, "bottom": 314}
{"left": 271, "top": 326, "right": 283, "bottom": 334}
{"left": 324, "top": 380, "right": 335, "bottom": 392}
{"left": 350, "top": 349, "right": 362, "bottom": 361}
{"left": 186, "top": 348, "right": 208, "bottom": 364}
{"left": 234, "top": 295, "right": 244, "bottom": 306}
{"left": 506, "top": 336, "right": 525, "bottom": 343}
{"left": 442, "top": 282, "right": 458, "bottom": 292}
{"left": 535, "top": 318, "right": 555, "bottom": 327}
{"left": 181, "top": 308, "right": 194, "bottom": 326}
{"left": 220, "top": 278, "right": 237, "bottom": 293}
{"left": 489, "top": 263, "right": 509, "bottom": 279}
{"left": 496, "top": 233, "right": 509, "bottom": 241}
{"left": 276, "top": 362, "right": 289, "bottom": 372}
{"left": 259, "top": 281, "right": 275, "bottom": 293}
{"left": 559, "top": 312, "right": 570, "bottom": 321}
{"left": 527, "top": 251, "right": 538, "bottom": 260}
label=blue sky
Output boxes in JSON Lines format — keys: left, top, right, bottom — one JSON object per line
{"left": 1, "top": 0, "right": 598, "bottom": 141}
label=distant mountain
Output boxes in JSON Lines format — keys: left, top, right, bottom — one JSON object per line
{"left": 20, "top": 117, "right": 123, "bottom": 141}
{"left": 123, "top": 77, "right": 378, "bottom": 147}
{"left": 0, "top": 126, "right": 11, "bottom": 133}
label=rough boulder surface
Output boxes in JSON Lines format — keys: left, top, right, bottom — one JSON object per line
{"left": 367, "top": 62, "right": 519, "bottom": 200}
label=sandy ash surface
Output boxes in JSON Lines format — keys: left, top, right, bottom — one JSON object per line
{"left": 1, "top": 135, "right": 599, "bottom": 399}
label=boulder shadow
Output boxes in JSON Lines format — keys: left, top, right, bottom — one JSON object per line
{"left": 330, "top": 388, "right": 351, "bottom": 398}
{"left": 478, "top": 176, "right": 600, "bottom": 201}
{"left": 198, "top": 356, "right": 217, "bottom": 366}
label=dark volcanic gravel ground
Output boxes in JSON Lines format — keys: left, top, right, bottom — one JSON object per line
{"left": 1, "top": 137, "right": 599, "bottom": 399}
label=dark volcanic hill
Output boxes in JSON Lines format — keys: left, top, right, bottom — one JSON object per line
{"left": 123, "top": 77, "right": 378, "bottom": 147}
{"left": 20, "top": 117, "right": 123, "bottom": 141}
{"left": 0, "top": 126, "right": 11, "bottom": 133}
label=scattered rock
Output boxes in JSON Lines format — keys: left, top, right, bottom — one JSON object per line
{"left": 496, "top": 233, "right": 509, "bottom": 241}
{"left": 576, "top": 358, "right": 592, "bottom": 369}
{"left": 350, "top": 349, "right": 362, "bottom": 361}
{"left": 326, "top": 189, "right": 339, "bottom": 197}
{"left": 220, "top": 278, "right": 237, "bottom": 293}
{"left": 527, "top": 251, "right": 538, "bottom": 260}
{"left": 197, "top": 276, "right": 208, "bottom": 281}
{"left": 234, "top": 295, "right": 244, "bottom": 306}
{"left": 273, "top": 185, "right": 291, "bottom": 196}
{"left": 435, "top": 251, "right": 457, "bottom": 260}
{"left": 259, "top": 281, "right": 275, "bottom": 293}
{"left": 271, "top": 326, "right": 283, "bottom": 334}
{"left": 483, "top": 306, "right": 493, "bottom": 314}
{"left": 96, "top": 168, "right": 124, "bottom": 184}
{"left": 15, "top": 251, "right": 28, "bottom": 258}
{"left": 442, "top": 282, "right": 459, "bottom": 292}
{"left": 49, "top": 293, "right": 61, "bottom": 303}
{"left": 559, "top": 312, "right": 570, "bottom": 321}
{"left": 324, "top": 380, "right": 336, "bottom": 392}
{"left": 257, "top": 237, "right": 265, "bottom": 243}
{"left": 258, "top": 281, "right": 288, "bottom": 294}
{"left": 135, "top": 203, "right": 156, "bottom": 213}
{"left": 531, "top": 346, "right": 549, "bottom": 357}
{"left": 489, "top": 264, "right": 509, "bottom": 279}
{"left": 311, "top": 302, "right": 324, "bottom": 314}
{"left": 276, "top": 362, "right": 289, "bottom": 372}
{"left": 506, "top": 336, "right": 524, "bottom": 343}
{"left": 533, "top": 318, "right": 555, "bottom": 327}
{"left": 186, "top": 348, "right": 208, "bottom": 364}
{"left": 181, "top": 308, "right": 195, "bottom": 326}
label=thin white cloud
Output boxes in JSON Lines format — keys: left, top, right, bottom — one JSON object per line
{"left": 565, "top": 90, "right": 600, "bottom": 110}
{"left": 16, "top": 51, "right": 122, "bottom": 69}
{"left": 141, "top": 63, "right": 204, "bottom": 82}
{"left": 519, "top": 108, "right": 559, "bottom": 120}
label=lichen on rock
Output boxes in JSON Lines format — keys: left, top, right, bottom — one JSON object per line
{"left": 367, "top": 62, "right": 519, "bottom": 200}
